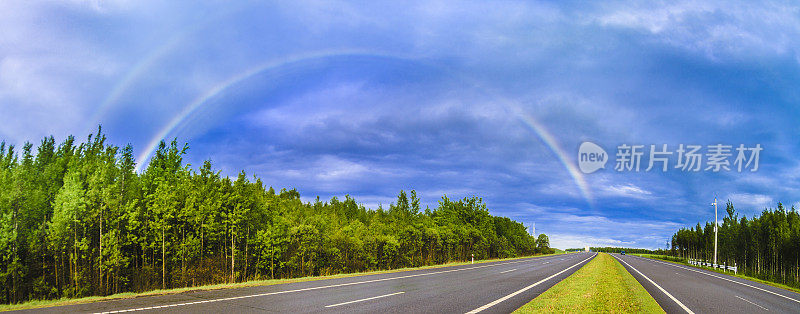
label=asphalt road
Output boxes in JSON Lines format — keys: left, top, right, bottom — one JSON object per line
{"left": 612, "top": 253, "right": 800, "bottom": 314}
{"left": 16, "top": 252, "right": 595, "bottom": 314}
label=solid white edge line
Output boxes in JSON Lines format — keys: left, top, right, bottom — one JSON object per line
{"left": 93, "top": 254, "right": 566, "bottom": 314}
{"left": 635, "top": 255, "right": 800, "bottom": 304}
{"left": 324, "top": 291, "right": 404, "bottom": 308}
{"left": 465, "top": 253, "right": 595, "bottom": 314}
{"left": 614, "top": 255, "right": 694, "bottom": 314}
{"left": 735, "top": 295, "right": 769, "bottom": 311}
{"left": 499, "top": 268, "right": 517, "bottom": 274}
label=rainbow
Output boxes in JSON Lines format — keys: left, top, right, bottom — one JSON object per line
{"left": 84, "top": 33, "right": 187, "bottom": 136}
{"left": 85, "top": 4, "right": 249, "bottom": 134}
{"left": 133, "top": 49, "right": 411, "bottom": 172}
{"left": 133, "top": 51, "right": 593, "bottom": 207}
{"left": 512, "top": 107, "right": 594, "bottom": 208}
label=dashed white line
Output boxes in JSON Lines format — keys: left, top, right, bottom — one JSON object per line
{"left": 325, "top": 291, "right": 404, "bottom": 308}
{"left": 636, "top": 256, "right": 800, "bottom": 305}
{"left": 499, "top": 268, "right": 517, "bottom": 274}
{"left": 93, "top": 255, "right": 562, "bottom": 314}
{"left": 736, "top": 295, "right": 769, "bottom": 311}
{"left": 614, "top": 256, "right": 694, "bottom": 314}
{"left": 465, "top": 253, "right": 595, "bottom": 314}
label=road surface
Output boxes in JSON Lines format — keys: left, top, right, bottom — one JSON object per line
{"left": 612, "top": 253, "right": 800, "bottom": 314}
{"left": 15, "top": 252, "right": 595, "bottom": 314}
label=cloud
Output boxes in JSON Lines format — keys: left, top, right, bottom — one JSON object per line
{"left": 595, "top": 1, "right": 800, "bottom": 61}
{"left": 727, "top": 193, "right": 774, "bottom": 209}
{"left": 549, "top": 234, "right": 630, "bottom": 250}
{"left": 2, "top": 0, "right": 799, "bottom": 251}
{"left": 600, "top": 183, "right": 654, "bottom": 199}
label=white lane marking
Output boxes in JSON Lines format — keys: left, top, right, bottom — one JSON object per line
{"left": 614, "top": 256, "right": 694, "bottom": 314}
{"left": 94, "top": 255, "right": 563, "bottom": 314}
{"left": 325, "top": 291, "right": 404, "bottom": 308}
{"left": 736, "top": 295, "right": 769, "bottom": 311}
{"left": 465, "top": 253, "right": 595, "bottom": 314}
{"left": 637, "top": 256, "right": 800, "bottom": 304}
{"left": 499, "top": 269, "right": 517, "bottom": 274}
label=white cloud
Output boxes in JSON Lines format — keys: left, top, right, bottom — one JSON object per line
{"left": 529, "top": 210, "right": 681, "bottom": 250}
{"left": 599, "top": 183, "right": 653, "bottom": 199}
{"left": 548, "top": 233, "right": 629, "bottom": 250}
{"left": 263, "top": 155, "right": 383, "bottom": 189}
{"left": 315, "top": 155, "right": 371, "bottom": 181}
{"left": 596, "top": 1, "right": 800, "bottom": 61}
{"left": 727, "top": 192, "right": 773, "bottom": 209}
{"left": 0, "top": 1, "right": 129, "bottom": 143}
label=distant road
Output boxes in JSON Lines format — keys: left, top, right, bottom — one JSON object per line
{"left": 15, "top": 252, "right": 595, "bottom": 314}
{"left": 612, "top": 254, "right": 800, "bottom": 314}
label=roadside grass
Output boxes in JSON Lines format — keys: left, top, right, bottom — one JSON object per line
{"left": 0, "top": 252, "right": 563, "bottom": 312}
{"left": 633, "top": 253, "right": 800, "bottom": 295}
{"left": 515, "top": 253, "right": 664, "bottom": 313}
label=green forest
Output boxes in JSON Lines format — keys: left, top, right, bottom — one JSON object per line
{"left": 669, "top": 201, "right": 800, "bottom": 289}
{"left": 0, "top": 128, "right": 550, "bottom": 304}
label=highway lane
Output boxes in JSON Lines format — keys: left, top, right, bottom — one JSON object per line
{"left": 612, "top": 253, "right": 800, "bottom": 314}
{"left": 15, "top": 252, "right": 595, "bottom": 314}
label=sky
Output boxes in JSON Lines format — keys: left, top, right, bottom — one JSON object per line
{"left": 1, "top": 0, "right": 799, "bottom": 249}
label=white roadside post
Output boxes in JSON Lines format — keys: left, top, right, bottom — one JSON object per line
{"left": 471, "top": 253, "right": 474, "bottom": 264}
{"left": 712, "top": 197, "right": 718, "bottom": 267}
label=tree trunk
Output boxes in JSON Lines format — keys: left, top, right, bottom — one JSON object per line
{"left": 99, "top": 208, "right": 103, "bottom": 295}
{"left": 244, "top": 227, "right": 248, "bottom": 281}
{"left": 162, "top": 227, "right": 165, "bottom": 289}
{"left": 55, "top": 253, "right": 59, "bottom": 291}
{"left": 199, "top": 226, "right": 203, "bottom": 286}
{"left": 230, "top": 226, "right": 235, "bottom": 283}
{"left": 270, "top": 245, "right": 274, "bottom": 279}
{"left": 74, "top": 220, "right": 78, "bottom": 292}
{"left": 182, "top": 228, "right": 185, "bottom": 287}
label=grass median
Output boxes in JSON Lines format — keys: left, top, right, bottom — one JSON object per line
{"left": 515, "top": 253, "right": 663, "bottom": 313}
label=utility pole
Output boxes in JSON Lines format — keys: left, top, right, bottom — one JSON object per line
{"left": 712, "top": 197, "right": 718, "bottom": 266}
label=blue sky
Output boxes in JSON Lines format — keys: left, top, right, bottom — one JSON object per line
{"left": 2, "top": 1, "right": 799, "bottom": 249}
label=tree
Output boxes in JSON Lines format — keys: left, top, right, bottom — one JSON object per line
{"left": 49, "top": 169, "right": 87, "bottom": 297}
{"left": 536, "top": 234, "right": 550, "bottom": 249}
{"left": 0, "top": 130, "right": 544, "bottom": 304}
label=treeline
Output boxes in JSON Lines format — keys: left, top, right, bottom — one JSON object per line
{"left": 670, "top": 201, "right": 800, "bottom": 289}
{"left": 590, "top": 247, "right": 669, "bottom": 255}
{"left": 0, "top": 128, "right": 549, "bottom": 304}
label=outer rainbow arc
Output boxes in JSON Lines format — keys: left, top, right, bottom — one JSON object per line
{"left": 84, "top": 34, "right": 185, "bottom": 137}
{"left": 84, "top": 2, "right": 251, "bottom": 136}
{"left": 133, "top": 49, "right": 414, "bottom": 172}
{"left": 134, "top": 51, "right": 593, "bottom": 209}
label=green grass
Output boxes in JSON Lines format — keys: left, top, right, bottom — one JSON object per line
{"left": 633, "top": 253, "right": 800, "bottom": 295}
{"left": 515, "top": 253, "right": 664, "bottom": 313}
{"left": 0, "top": 252, "right": 563, "bottom": 312}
